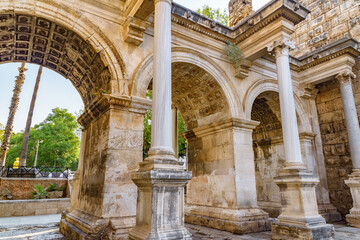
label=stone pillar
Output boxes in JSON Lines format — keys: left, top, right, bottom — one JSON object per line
{"left": 300, "top": 85, "right": 341, "bottom": 222}
{"left": 67, "top": 129, "right": 86, "bottom": 212}
{"left": 268, "top": 38, "right": 334, "bottom": 239}
{"left": 129, "top": 0, "right": 192, "bottom": 239}
{"left": 172, "top": 107, "right": 178, "bottom": 159}
{"left": 299, "top": 132, "right": 341, "bottom": 222}
{"left": 336, "top": 70, "right": 360, "bottom": 227}
{"left": 184, "top": 118, "right": 270, "bottom": 235}
{"left": 60, "top": 95, "right": 151, "bottom": 239}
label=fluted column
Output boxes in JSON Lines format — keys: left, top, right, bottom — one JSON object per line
{"left": 268, "top": 38, "right": 334, "bottom": 240}
{"left": 129, "top": 0, "right": 192, "bottom": 239}
{"left": 337, "top": 70, "right": 360, "bottom": 228}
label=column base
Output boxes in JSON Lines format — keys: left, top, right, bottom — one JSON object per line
{"left": 272, "top": 166, "right": 335, "bottom": 239}
{"left": 60, "top": 210, "right": 135, "bottom": 240}
{"left": 185, "top": 204, "right": 271, "bottom": 234}
{"left": 345, "top": 169, "right": 360, "bottom": 228}
{"left": 271, "top": 221, "right": 335, "bottom": 240}
{"left": 318, "top": 203, "right": 342, "bottom": 223}
{"left": 129, "top": 168, "right": 192, "bottom": 240}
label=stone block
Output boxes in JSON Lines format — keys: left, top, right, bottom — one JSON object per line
{"left": 325, "top": 7, "right": 340, "bottom": 20}
{"left": 46, "top": 208, "right": 59, "bottom": 214}
{"left": 35, "top": 208, "right": 48, "bottom": 215}
{"left": 271, "top": 222, "right": 335, "bottom": 240}
{"left": 310, "top": 15, "right": 325, "bottom": 29}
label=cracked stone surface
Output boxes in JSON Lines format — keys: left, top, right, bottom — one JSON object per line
{"left": 1, "top": 215, "right": 360, "bottom": 239}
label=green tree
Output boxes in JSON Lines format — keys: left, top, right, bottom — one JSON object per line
{"left": 196, "top": 5, "right": 229, "bottom": 26}
{"left": 178, "top": 112, "right": 186, "bottom": 158}
{"left": 0, "top": 123, "right": 4, "bottom": 143}
{"left": 143, "top": 91, "right": 152, "bottom": 158}
{"left": 6, "top": 108, "right": 80, "bottom": 170}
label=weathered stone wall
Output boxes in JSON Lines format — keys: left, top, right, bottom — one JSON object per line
{"left": 0, "top": 198, "right": 69, "bottom": 217}
{"left": 0, "top": 178, "right": 68, "bottom": 200}
{"left": 292, "top": 0, "right": 360, "bottom": 57}
{"left": 253, "top": 139, "right": 284, "bottom": 217}
{"left": 77, "top": 107, "right": 144, "bottom": 219}
{"left": 315, "top": 74, "right": 360, "bottom": 216}
{"left": 186, "top": 129, "right": 237, "bottom": 208}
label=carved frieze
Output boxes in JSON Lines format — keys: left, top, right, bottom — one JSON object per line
{"left": 171, "top": 62, "right": 229, "bottom": 130}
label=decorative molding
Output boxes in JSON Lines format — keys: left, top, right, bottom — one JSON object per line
{"left": 170, "top": 0, "right": 310, "bottom": 45}
{"left": 78, "top": 94, "right": 151, "bottom": 128}
{"left": 300, "top": 83, "right": 319, "bottom": 99}
{"left": 124, "top": 16, "right": 151, "bottom": 46}
{"left": 183, "top": 118, "right": 260, "bottom": 139}
{"left": 267, "top": 38, "right": 295, "bottom": 52}
{"left": 336, "top": 70, "right": 356, "bottom": 85}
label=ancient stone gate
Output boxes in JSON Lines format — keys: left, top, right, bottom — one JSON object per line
{"left": 1, "top": 0, "right": 360, "bottom": 239}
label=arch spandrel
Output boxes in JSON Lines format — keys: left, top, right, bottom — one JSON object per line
{"left": 172, "top": 62, "right": 230, "bottom": 129}
{"left": 130, "top": 46, "right": 242, "bottom": 126}
{"left": 0, "top": 0, "right": 128, "bottom": 106}
{"left": 244, "top": 79, "right": 312, "bottom": 133}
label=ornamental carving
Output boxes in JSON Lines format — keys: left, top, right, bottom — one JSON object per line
{"left": 336, "top": 70, "right": 356, "bottom": 85}
{"left": 0, "top": 13, "right": 111, "bottom": 106}
{"left": 171, "top": 62, "right": 230, "bottom": 130}
{"left": 267, "top": 38, "right": 295, "bottom": 56}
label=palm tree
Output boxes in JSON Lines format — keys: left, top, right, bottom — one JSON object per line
{"left": 0, "top": 62, "right": 27, "bottom": 166}
{"left": 19, "top": 66, "right": 43, "bottom": 167}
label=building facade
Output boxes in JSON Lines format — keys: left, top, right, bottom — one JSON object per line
{"left": 0, "top": 0, "right": 360, "bottom": 239}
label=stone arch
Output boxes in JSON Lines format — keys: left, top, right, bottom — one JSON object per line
{"left": 243, "top": 79, "right": 311, "bottom": 133}
{"left": 0, "top": 0, "right": 127, "bottom": 107}
{"left": 130, "top": 46, "right": 241, "bottom": 120}
{"left": 248, "top": 85, "right": 311, "bottom": 217}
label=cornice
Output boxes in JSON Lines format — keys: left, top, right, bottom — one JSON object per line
{"left": 263, "top": 38, "right": 360, "bottom": 72}
{"left": 171, "top": 0, "right": 310, "bottom": 44}
{"left": 183, "top": 118, "right": 260, "bottom": 139}
{"left": 78, "top": 94, "right": 151, "bottom": 128}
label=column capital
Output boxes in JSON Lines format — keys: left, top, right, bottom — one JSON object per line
{"left": 267, "top": 38, "right": 295, "bottom": 56}
{"left": 336, "top": 70, "right": 356, "bottom": 85}
{"left": 154, "top": 0, "right": 172, "bottom": 5}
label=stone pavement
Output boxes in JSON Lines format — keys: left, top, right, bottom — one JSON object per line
{"left": 0, "top": 214, "right": 360, "bottom": 239}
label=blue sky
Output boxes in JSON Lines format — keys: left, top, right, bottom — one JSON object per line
{"left": 0, "top": 63, "right": 83, "bottom": 132}
{"left": 0, "top": 0, "right": 270, "bottom": 133}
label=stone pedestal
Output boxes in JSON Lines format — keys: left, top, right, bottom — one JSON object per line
{"left": 186, "top": 205, "right": 270, "bottom": 234}
{"left": 60, "top": 95, "right": 151, "bottom": 240}
{"left": 268, "top": 38, "right": 334, "bottom": 239}
{"left": 129, "top": 162, "right": 192, "bottom": 239}
{"left": 345, "top": 169, "right": 360, "bottom": 227}
{"left": 271, "top": 167, "right": 335, "bottom": 240}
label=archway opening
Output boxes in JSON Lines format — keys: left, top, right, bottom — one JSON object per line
{"left": 0, "top": 62, "right": 83, "bottom": 170}
{"left": 251, "top": 91, "right": 285, "bottom": 217}
{"left": 0, "top": 12, "right": 111, "bottom": 107}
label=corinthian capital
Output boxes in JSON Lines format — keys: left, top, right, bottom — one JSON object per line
{"left": 267, "top": 38, "right": 295, "bottom": 52}
{"left": 336, "top": 70, "right": 356, "bottom": 84}
{"left": 154, "top": 0, "right": 172, "bottom": 5}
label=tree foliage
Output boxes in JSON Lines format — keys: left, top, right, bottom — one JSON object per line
{"left": 196, "top": 5, "right": 229, "bottom": 26}
{"left": 0, "top": 123, "right": 4, "bottom": 143}
{"left": 6, "top": 108, "right": 80, "bottom": 170}
{"left": 143, "top": 90, "right": 187, "bottom": 159}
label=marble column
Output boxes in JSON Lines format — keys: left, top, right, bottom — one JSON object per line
{"left": 172, "top": 107, "right": 179, "bottom": 159}
{"left": 336, "top": 70, "right": 360, "bottom": 227}
{"left": 129, "top": 0, "right": 192, "bottom": 239}
{"left": 268, "top": 38, "right": 334, "bottom": 239}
